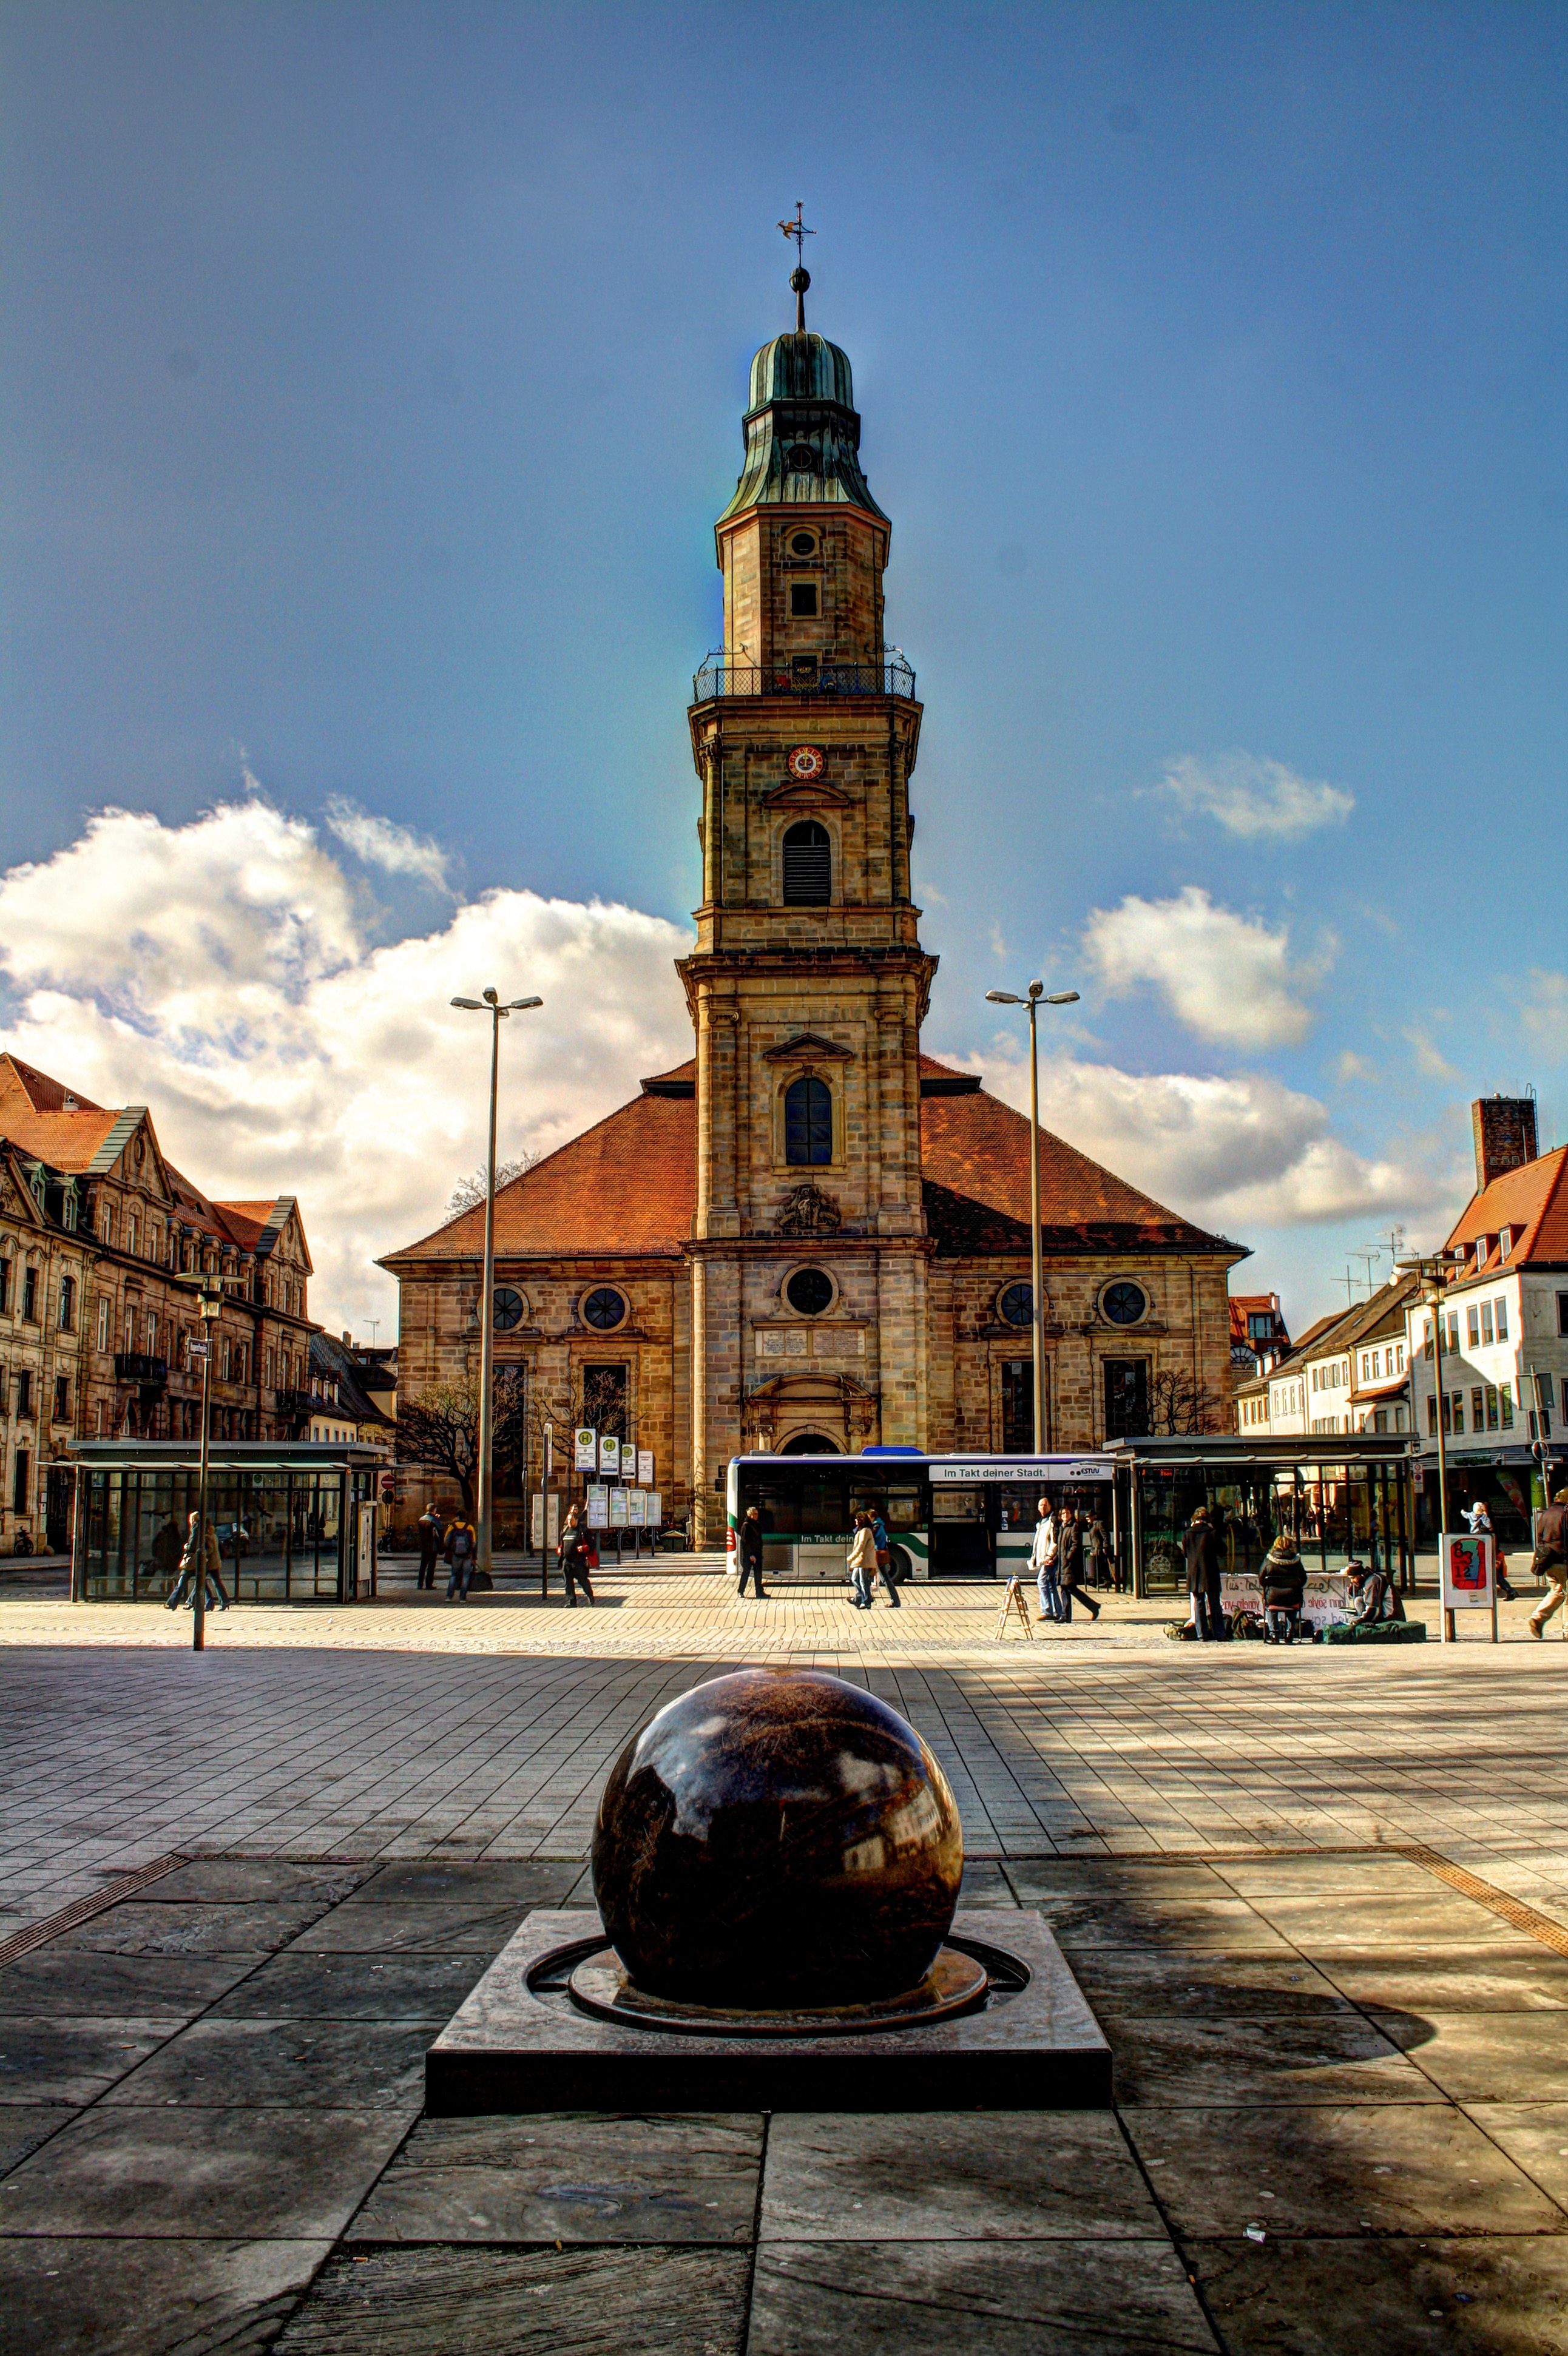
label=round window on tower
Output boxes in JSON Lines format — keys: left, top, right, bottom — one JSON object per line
{"left": 1101, "top": 1280, "right": 1148, "bottom": 1327}
{"left": 789, "top": 530, "right": 817, "bottom": 556}
{"left": 785, "top": 1266, "right": 834, "bottom": 1317}
{"left": 582, "top": 1286, "right": 627, "bottom": 1332}
{"left": 786, "top": 445, "right": 816, "bottom": 474}
{"left": 493, "top": 1286, "right": 527, "bottom": 1332}
{"left": 998, "top": 1281, "right": 1033, "bottom": 1328}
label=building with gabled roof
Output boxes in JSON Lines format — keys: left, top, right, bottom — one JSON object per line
{"left": 380, "top": 285, "right": 1248, "bottom": 1541}
{"left": 0, "top": 1050, "right": 323, "bottom": 1546}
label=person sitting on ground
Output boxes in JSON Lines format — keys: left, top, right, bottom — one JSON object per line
{"left": 1183, "top": 1505, "right": 1223, "bottom": 1641}
{"left": 1344, "top": 1558, "right": 1405, "bottom": 1625}
{"left": 1527, "top": 1488, "right": 1568, "bottom": 1639}
{"left": 1260, "top": 1531, "right": 1306, "bottom": 1644}
{"left": 736, "top": 1504, "right": 768, "bottom": 1600}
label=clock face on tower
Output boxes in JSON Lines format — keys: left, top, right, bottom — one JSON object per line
{"left": 786, "top": 745, "right": 826, "bottom": 781}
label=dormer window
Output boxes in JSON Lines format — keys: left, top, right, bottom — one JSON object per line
{"left": 789, "top": 582, "right": 817, "bottom": 616}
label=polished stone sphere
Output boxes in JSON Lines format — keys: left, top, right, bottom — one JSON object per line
{"left": 591, "top": 1667, "right": 964, "bottom": 2006}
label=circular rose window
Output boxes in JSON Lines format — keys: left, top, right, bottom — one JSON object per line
{"left": 583, "top": 1286, "right": 627, "bottom": 1331}
{"left": 999, "top": 1281, "right": 1033, "bottom": 1328}
{"left": 1102, "top": 1280, "right": 1147, "bottom": 1326}
{"left": 493, "top": 1286, "right": 525, "bottom": 1332}
{"left": 785, "top": 1267, "right": 834, "bottom": 1317}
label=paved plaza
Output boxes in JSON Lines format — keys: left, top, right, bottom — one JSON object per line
{"left": 2, "top": 1570, "right": 1567, "bottom": 2351}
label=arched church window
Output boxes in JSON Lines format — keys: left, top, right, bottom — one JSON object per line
{"left": 784, "top": 1076, "right": 833, "bottom": 1166}
{"left": 782, "top": 820, "right": 830, "bottom": 906}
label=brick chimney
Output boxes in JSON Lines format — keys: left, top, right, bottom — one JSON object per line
{"left": 1472, "top": 1094, "right": 1538, "bottom": 1193}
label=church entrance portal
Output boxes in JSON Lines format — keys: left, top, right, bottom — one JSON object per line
{"left": 780, "top": 1431, "right": 839, "bottom": 1456}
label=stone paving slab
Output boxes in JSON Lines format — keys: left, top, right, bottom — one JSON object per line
{"left": 1370, "top": 2011, "right": 1568, "bottom": 2105}
{"left": 747, "top": 2238, "right": 1217, "bottom": 2354}
{"left": 101, "top": 2017, "right": 432, "bottom": 2110}
{"left": 1191, "top": 2233, "right": 1568, "bottom": 2355}
{"left": 348, "top": 2112, "right": 763, "bottom": 2245}
{"left": 1123, "top": 2101, "right": 1564, "bottom": 2238}
{"left": 207, "top": 1949, "right": 492, "bottom": 2021}
{"left": 0, "top": 2103, "right": 410, "bottom": 2239}
{"left": 271, "top": 2241, "right": 752, "bottom": 2354}
{"left": 1104, "top": 2011, "right": 1436, "bottom": 2107}
{"left": 1462, "top": 2106, "right": 1568, "bottom": 2212}
{"left": 0, "top": 2233, "right": 328, "bottom": 2356}
{"left": 0, "top": 1948, "right": 271, "bottom": 2018}
{"left": 759, "top": 2111, "right": 1161, "bottom": 2240}
{"left": 0, "top": 2019, "right": 172, "bottom": 2105}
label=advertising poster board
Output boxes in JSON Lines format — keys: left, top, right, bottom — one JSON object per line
{"left": 542, "top": 1424, "right": 554, "bottom": 1481}
{"left": 637, "top": 1448, "right": 654, "bottom": 1486}
{"left": 547, "top": 1493, "right": 560, "bottom": 1548}
{"left": 600, "top": 1435, "right": 621, "bottom": 1476}
{"left": 609, "top": 1487, "right": 629, "bottom": 1528}
{"left": 627, "top": 1488, "right": 647, "bottom": 1527}
{"left": 530, "top": 1494, "right": 544, "bottom": 1550}
{"left": 573, "top": 1426, "right": 597, "bottom": 1473}
{"left": 586, "top": 1484, "right": 609, "bottom": 1530}
{"left": 1441, "top": 1530, "right": 1493, "bottom": 1609}
{"left": 1218, "top": 1571, "right": 1359, "bottom": 1634}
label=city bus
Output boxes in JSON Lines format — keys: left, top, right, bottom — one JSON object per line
{"left": 725, "top": 1450, "right": 1120, "bottom": 1583}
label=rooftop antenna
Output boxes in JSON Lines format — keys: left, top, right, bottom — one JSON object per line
{"left": 779, "top": 201, "right": 815, "bottom": 332}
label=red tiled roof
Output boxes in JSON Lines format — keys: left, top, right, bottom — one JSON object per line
{"left": 1444, "top": 1144, "right": 1568, "bottom": 1272}
{"left": 383, "top": 1068, "right": 1240, "bottom": 1268}
{"left": 920, "top": 1088, "right": 1235, "bottom": 1256}
{"left": 381, "top": 1089, "right": 701, "bottom": 1265}
{"left": 0, "top": 1054, "right": 106, "bottom": 1116}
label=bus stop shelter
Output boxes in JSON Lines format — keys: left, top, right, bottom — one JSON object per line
{"left": 1110, "top": 1434, "right": 1417, "bottom": 1599}
{"left": 67, "top": 1440, "right": 388, "bottom": 1605}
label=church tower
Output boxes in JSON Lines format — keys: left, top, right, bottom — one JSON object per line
{"left": 678, "top": 251, "right": 934, "bottom": 1530}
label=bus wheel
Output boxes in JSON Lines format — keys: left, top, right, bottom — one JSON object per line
{"left": 890, "top": 1546, "right": 914, "bottom": 1585}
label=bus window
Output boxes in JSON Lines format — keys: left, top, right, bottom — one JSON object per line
{"left": 798, "top": 1476, "right": 849, "bottom": 1537}
{"left": 851, "top": 1487, "right": 921, "bottom": 1531}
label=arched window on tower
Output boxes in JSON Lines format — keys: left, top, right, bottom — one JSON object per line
{"left": 785, "top": 1075, "right": 833, "bottom": 1166}
{"left": 782, "top": 820, "right": 831, "bottom": 905}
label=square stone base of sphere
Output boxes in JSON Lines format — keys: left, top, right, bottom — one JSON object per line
{"left": 425, "top": 1907, "right": 1111, "bottom": 2116}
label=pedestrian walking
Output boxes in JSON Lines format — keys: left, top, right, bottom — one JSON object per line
{"left": 1183, "top": 1505, "right": 1223, "bottom": 1641}
{"left": 416, "top": 1503, "right": 444, "bottom": 1591}
{"left": 149, "top": 1513, "right": 183, "bottom": 1596}
{"left": 1527, "top": 1490, "right": 1568, "bottom": 1638}
{"left": 556, "top": 1504, "right": 596, "bottom": 1607}
{"left": 165, "top": 1510, "right": 231, "bottom": 1613}
{"left": 445, "top": 1514, "right": 478, "bottom": 1602}
{"left": 1084, "top": 1510, "right": 1110, "bottom": 1591}
{"left": 871, "top": 1508, "right": 901, "bottom": 1608}
{"left": 1031, "top": 1497, "right": 1064, "bottom": 1624}
{"left": 847, "top": 1512, "right": 877, "bottom": 1610}
{"left": 1056, "top": 1507, "right": 1101, "bottom": 1622}
{"left": 1260, "top": 1532, "right": 1306, "bottom": 1644}
{"left": 736, "top": 1505, "right": 768, "bottom": 1599}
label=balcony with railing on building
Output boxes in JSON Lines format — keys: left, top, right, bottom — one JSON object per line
{"left": 691, "top": 650, "right": 916, "bottom": 706}
{"left": 114, "top": 1352, "right": 168, "bottom": 1388}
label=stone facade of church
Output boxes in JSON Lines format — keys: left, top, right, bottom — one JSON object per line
{"left": 384, "top": 309, "right": 1245, "bottom": 1543}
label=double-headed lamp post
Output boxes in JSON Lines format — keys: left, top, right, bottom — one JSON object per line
{"left": 985, "top": 981, "right": 1080, "bottom": 1453}
{"left": 1397, "top": 1248, "right": 1467, "bottom": 1643}
{"left": 172, "top": 1270, "right": 243, "bottom": 1652}
{"left": 451, "top": 988, "right": 543, "bottom": 1575}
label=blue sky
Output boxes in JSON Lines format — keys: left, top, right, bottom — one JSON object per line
{"left": 1, "top": 2, "right": 1564, "bottom": 1333}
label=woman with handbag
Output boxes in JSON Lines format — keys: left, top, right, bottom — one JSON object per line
{"left": 556, "top": 1504, "right": 596, "bottom": 1607}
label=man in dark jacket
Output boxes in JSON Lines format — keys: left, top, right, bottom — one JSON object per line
{"left": 1260, "top": 1533, "right": 1306, "bottom": 1643}
{"left": 1183, "top": 1506, "right": 1223, "bottom": 1640}
{"left": 1527, "top": 1490, "right": 1567, "bottom": 1638}
{"left": 1056, "top": 1508, "right": 1101, "bottom": 1622}
{"left": 556, "top": 1504, "right": 596, "bottom": 1607}
{"left": 416, "top": 1504, "right": 444, "bottom": 1591}
{"left": 736, "top": 1505, "right": 768, "bottom": 1599}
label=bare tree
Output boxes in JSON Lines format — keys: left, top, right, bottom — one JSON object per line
{"left": 1149, "top": 1367, "right": 1222, "bottom": 1436}
{"left": 445, "top": 1152, "right": 538, "bottom": 1220}
{"left": 395, "top": 1371, "right": 531, "bottom": 1517}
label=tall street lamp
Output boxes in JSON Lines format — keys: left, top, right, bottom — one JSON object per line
{"left": 172, "top": 1270, "right": 242, "bottom": 1652}
{"left": 451, "top": 987, "right": 543, "bottom": 1576}
{"left": 985, "top": 981, "right": 1080, "bottom": 1453}
{"left": 1398, "top": 1249, "right": 1465, "bottom": 1643}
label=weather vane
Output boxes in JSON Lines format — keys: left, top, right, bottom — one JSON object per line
{"left": 778, "top": 201, "right": 815, "bottom": 332}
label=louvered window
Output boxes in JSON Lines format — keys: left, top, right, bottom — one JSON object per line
{"left": 782, "top": 821, "right": 830, "bottom": 905}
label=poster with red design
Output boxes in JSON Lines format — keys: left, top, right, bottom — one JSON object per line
{"left": 1441, "top": 1530, "right": 1493, "bottom": 1609}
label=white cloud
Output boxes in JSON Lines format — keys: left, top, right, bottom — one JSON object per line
{"left": 1517, "top": 970, "right": 1568, "bottom": 1062}
{"left": 1336, "top": 1051, "right": 1376, "bottom": 1083}
{"left": 1084, "top": 886, "right": 1326, "bottom": 1048}
{"left": 1403, "top": 1025, "right": 1459, "bottom": 1082}
{"left": 0, "top": 800, "right": 694, "bottom": 1332}
{"left": 1158, "top": 752, "right": 1355, "bottom": 839}
{"left": 960, "top": 1041, "right": 1437, "bottom": 1234}
{"left": 324, "top": 796, "right": 454, "bottom": 891}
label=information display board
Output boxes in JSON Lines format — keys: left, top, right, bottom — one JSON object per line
{"left": 609, "top": 1487, "right": 629, "bottom": 1528}
{"left": 627, "top": 1488, "right": 646, "bottom": 1527}
{"left": 1441, "top": 1530, "right": 1493, "bottom": 1609}
{"left": 638, "top": 1448, "right": 654, "bottom": 1486}
{"left": 647, "top": 1491, "right": 662, "bottom": 1528}
{"left": 600, "top": 1436, "right": 621, "bottom": 1476}
{"left": 585, "top": 1483, "right": 609, "bottom": 1529}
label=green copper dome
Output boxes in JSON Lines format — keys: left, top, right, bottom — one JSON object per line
{"left": 717, "top": 331, "right": 889, "bottom": 528}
